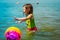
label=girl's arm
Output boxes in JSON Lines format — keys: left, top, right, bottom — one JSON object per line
{"left": 14, "top": 14, "right": 32, "bottom": 22}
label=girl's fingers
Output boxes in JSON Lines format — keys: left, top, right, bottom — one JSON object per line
{"left": 14, "top": 16, "right": 18, "bottom": 20}
{"left": 14, "top": 16, "right": 16, "bottom": 19}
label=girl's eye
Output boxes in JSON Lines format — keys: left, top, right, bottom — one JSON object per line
{"left": 25, "top": 7, "right": 27, "bottom": 9}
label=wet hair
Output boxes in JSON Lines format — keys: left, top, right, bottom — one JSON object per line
{"left": 23, "top": 4, "right": 33, "bottom": 14}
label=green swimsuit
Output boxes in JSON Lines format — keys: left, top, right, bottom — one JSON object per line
{"left": 26, "top": 14, "right": 35, "bottom": 28}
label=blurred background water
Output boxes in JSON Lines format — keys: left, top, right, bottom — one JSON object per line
{"left": 0, "top": 0, "right": 60, "bottom": 40}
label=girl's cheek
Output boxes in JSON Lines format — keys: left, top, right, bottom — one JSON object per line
{"left": 23, "top": 9, "right": 27, "bottom": 13}
{"left": 23, "top": 11, "right": 26, "bottom": 13}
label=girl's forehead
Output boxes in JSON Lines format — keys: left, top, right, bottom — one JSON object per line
{"left": 23, "top": 5, "right": 30, "bottom": 8}
{"left": 23, "top": 6, "right": 30, "bottom": 9}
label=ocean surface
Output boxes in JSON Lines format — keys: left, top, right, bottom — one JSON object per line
{"left": 0, "top": 0, "right": 60, "bottom": 40}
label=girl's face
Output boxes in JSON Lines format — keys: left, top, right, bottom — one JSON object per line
{"left": 23, "top": 6, "right": 30, "bottom": 14}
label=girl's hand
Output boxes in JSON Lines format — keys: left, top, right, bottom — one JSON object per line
{"left": 14, "top": 16, "right": 19, "bottom": 20}
{"left": 14, "top": 16, "right": 22, "bottom": 24}
{"left": 14, "top": 16, "right": 16, "bottom": 20}
{"left": 16, "top": 21, "right": 21, "bottom": 24}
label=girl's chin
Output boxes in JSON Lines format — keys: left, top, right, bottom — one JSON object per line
{"left": 24, "top": 13, "right": 27, "bottom": 14}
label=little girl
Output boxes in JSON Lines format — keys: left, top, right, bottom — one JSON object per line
{"left": 14, "top": 4, "right": 37, "bottom": 32}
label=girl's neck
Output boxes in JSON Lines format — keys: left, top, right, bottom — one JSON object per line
{"left": 26, "top": 13, "right": 31, "bottom": 16}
